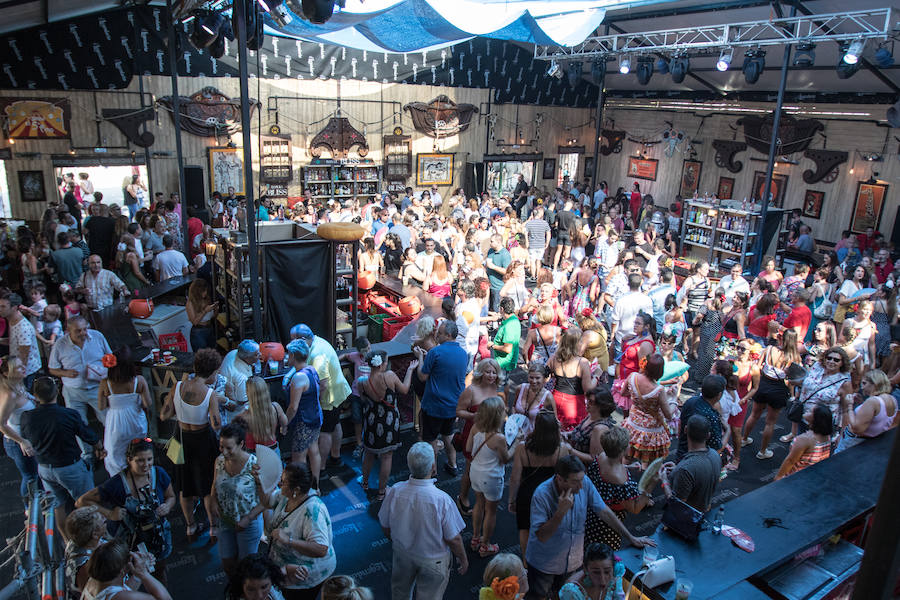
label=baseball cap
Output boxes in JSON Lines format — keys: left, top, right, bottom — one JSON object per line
{"left": 291, "top": 323, "right": 314, "bottom": 339}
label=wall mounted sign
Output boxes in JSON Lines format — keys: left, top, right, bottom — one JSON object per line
{"left": 679, "top": 159, "right": 702, "bottom": 198}
{"left": 627, "top": 157, "right": 658, "bottom": 181}
{"left": 717, "top": 176, "right": 735, "bottom": 200}
{"left": 751, "top": 171, "right": 789, "bottom": 207}
{"left": 542, "top": 158, "right": 556, "bottom": 180}
{"left": 850, "top": 182, "right": 888, "bottom": 234}
{"left": 260, "top": 135, "right": 292, "bottom": 183}
{"left": 583, "top": 157, "right": 595, "bottom": 180}
{"left": 802, "top": 190, "right": 824, "bottom": 219}
{"left": 404, "top": 95, "right": 478, "bottom": 139}
{"left": 18, "top": 170, "right": 46, "bottom": 202}
{"left": 208, "top": 147, "right": 244, "bottom": 196}
{"left": 383, "top": 129, "right": 412, "bottom": 182}
{"left": 737, "top": 113, "right": 824, "bottom": 155}
{"left": 159, "top": 87, "right": 257, "bottom": 138}
{"left": 416, "top": 153, "right": 454, "bottom": 186}
{"left": 1, "top": 98, "right": 70, "bottom": 139}
{"left": 310, "top": 116, "right": 368, "bottom": 159}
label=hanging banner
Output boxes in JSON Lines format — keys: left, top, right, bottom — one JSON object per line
{"left": 1, "top": 98, "right": 71, "bottom": 139}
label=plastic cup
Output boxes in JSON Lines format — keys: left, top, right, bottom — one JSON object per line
{"left": 675, "top": 579, "right": 693, "bottom": 600}
{"left": 163, "top": 351, "right": 173, "bottom": 364}
{"left": 151, "top": 348, "right": 160, "bottom": 362}
{"left": 642, "top": 545, "right": 659, "bottom": 566}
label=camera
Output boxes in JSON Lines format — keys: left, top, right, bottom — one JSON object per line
{"left": 121, "top": 484, "right": 171, "bottom": 559}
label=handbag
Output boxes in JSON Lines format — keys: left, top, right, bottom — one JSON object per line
{"left": 813, "top": 289, "right": 833, "bottom": 319}
{"left": 661, "top": 497, "right": 704, "bottom": 541}
{"left": 623, "top": 555, "right": 675, "bottom": 599}
{"left": 165, "top": 427, "right": 184, "bottom": 465}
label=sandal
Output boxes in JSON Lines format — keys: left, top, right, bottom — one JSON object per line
{"left": 186, "top": 522, "right": 198, "bottom": 541}
{"left": 779, "top": 433, "right": 795, "bottom": 443}
{"left": 725, "top": 461, "right": 740, "bottom": 472}
{"left": 455, "top": 495, "right": 473, "bottom": 517}
{"left": 470, "top": 535, "right": 482, "bottom": 551}
{"left": 375, "top": 489, "right": 386, "bottom": 502}
{"left": 478, "top": 542, "right": 500, "bottom": 558}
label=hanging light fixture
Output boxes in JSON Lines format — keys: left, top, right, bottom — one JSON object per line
{"left": 793, "top": 42, "right": 816, "bottom": 67}
{"left": 567, "top": 61, "right": 583, "bottom": 88}
{"left": 716, "top": 48, "right": 733, "bottom": 71}
{"left": 670, "top": 53, "right": 690, "bottom": 84}
{"left": 635, "top": 56, "right": 654, "bottom": 85}
{"left": 618, "top": 56, "right": 631, "bottom": 75}
{"left": 655, "top": 57, "right": 669, "bottom": 74}
{"left": 742, "top": 49, "right": 766, "bottom": 84}
{"left": 258, "top": 0, "right": 293, "bottom": 26}
{"left": 591, "top": 59, "right": 606, "bottom": 85}
{"left": 843, "top": 39, "right": 865, "bottom": 64}
{"left": 546, "top": 59, "right": 560, "bottom": 78}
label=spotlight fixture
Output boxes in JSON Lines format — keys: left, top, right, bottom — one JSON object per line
{"left": 635, "top": 56, "right": 654, "bottom": 85}
{"left": 837, "top": 43, "right": 861, "bottom": 78}
{"left": 843, "top": 39, "right": 865, "bottom": 65}
{"left": 742, "top": 49, "right": 766, "bottom": 84}
{"left": 793, "top": 42, "right": 816, "bottom": 67}
{"left": 190, "top": 12, "right": 220, "bottom": 48}
{"left": 296, "top": 0, "right": 343, "bottom": 25}
{"left": 201, "top": 12, "right": 224, "bottom": 36}
{"left": 618, "top": 56, "right": 631, "bottom": 75}
{"left": 567, "top": 61, "right": 583, "bottom": 88}
{"left": 670, "top": 54, "right": 689, "bottom": 84}
{"left": 591, "top": 59, "right": 606, "bottom": 85}
{"left": 547, "top": 59, "right": 560, "bottom": 78}
{"left": 258, "top": 0, "right": 292, "bottom": 26}
{"left": 874, "top": 46, "right": 894, "bottom": 68}
{"left": 716, "top": 48, "right": 733, "bottom": 72}
{"left": 655, "top": 57, "right": 669, "bottom": 74}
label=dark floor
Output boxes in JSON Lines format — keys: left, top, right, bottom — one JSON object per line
{"left": 0, "top": 386, "right": 798, "bottom": 600}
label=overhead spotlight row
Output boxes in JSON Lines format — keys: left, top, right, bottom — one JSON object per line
{"left": 548, "top": 40, "right": 892, "bottom": 86}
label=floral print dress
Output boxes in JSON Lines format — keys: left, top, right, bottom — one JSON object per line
{"left": 267, "top": 493, "right": 336, "bottom": 590}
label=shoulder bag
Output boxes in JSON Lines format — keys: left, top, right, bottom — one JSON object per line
{"left": 661, "top": 497, "right": 704, "bottom": 541}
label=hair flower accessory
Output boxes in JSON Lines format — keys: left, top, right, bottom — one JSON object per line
{"left": 370, "top": 354, "right": 383, "bottom": 368}
{"left": 581, "top": 307, "right": 594, "bottom": 318}
{"left": 479, "top": 576, "right": 520, "bottom": 600}
{"left": 102, "top": 353, "right": 117, "bottom": 368}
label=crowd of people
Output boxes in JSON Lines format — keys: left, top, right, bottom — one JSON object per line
{"left": 0, "top": 173, "right": 897, "bottom": 600}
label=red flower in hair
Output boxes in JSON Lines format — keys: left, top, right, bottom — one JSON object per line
{"left": 639, "top": 356, "right": 649, "bottom": 372}
{"left": 101, "top": 354, "right": 117, "bottom": 368}
{"left": 581, "top": 307, "right": 594, "bottom": 318}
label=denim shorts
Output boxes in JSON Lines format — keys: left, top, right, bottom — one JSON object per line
{"left": 38, "top": 459, "right": 94, "bottom": 509}
{"left": 347, "top": 394, "right": 368, "bottom": 424}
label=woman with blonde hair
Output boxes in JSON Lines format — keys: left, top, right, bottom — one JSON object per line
{"left": 548, "top": 329, "right": 597, "bottom": 430}
{"left": 455, "top": 357, "right": 501, "bottom": 516}
{"left": 423, "top": 255, "right": 453, "bottom": 298}
{"left": 242, "top": 377, "right": 287, "bottom": 453}
{"left": 837, "top": 369, "right": 898, "bottom": 452}
{"left": 0, "top": 356, "right": 37, "bottom": 499}
{"left": 499, "top": 261, "right": 529, "bottom": 313}
{"left": 466, "top": 396, "right": 515, "bottom": 557}
{"left": 521, "top": 304, "right": 560, "bottom": 365}
{"left": 576, "top": 311, "right": 609, "bottom": 377}
{"left": 479, "top": 553, "right": 529, "bottom": 599}
{"left": 320, "top": 575, "right": 373, "bottom": 600}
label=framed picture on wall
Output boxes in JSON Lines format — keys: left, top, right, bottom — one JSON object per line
{"left": 416, "top": 153, "right": 454, "bottom": 185}
{"left": 849, "top": 181, "right": 888, "bottom": 234}
{"left": 17, "top": 170, "right": 45, "bottom": 202}
{"left": 751, "top": 171, "right": 789, "bottom": 207}
{"left": 716, "top": 176, "right": 735, "bottom": 200}
{"left": 542, "top": 158, "right": 556, "bottom": 180}
{"left": 679, "top": 159, "right": 702, "bottom": 198}
{"left": 627, "top": 157, "right": 658, "bottom": 181}
{"left": 208, "top": 147, "right": 245, "bottom": 196}
{"left": 583, "top": 157, "right": 595, "bottom": 179}
{"left": 802, "top": 190, "right": 825, "bottom": 219}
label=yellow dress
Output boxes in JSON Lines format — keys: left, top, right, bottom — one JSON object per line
{"left": 582, "top": 327, "right": 609, "bottom": 373}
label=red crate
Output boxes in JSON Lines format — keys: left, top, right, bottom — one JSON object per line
{"left": 382, "top": 315, "right": 413, "bottom": 341}
{"left": 371, "top": 298, "right": 401, "bottom": 317}
{"left": 158, "top": 332, "right": 188, "bottom": 352}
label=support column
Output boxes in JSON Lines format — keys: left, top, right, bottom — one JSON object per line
{"left": 752, "top": 7, "right": 795, "bottom": 274}
{"left": 165, "top": 0, "right": 189, "bottom": 252}
{"left": 233, "top": 0, "right": 263, "bottom": 338}
{"left": 589, "top": 25, "right": 610, "bottom": 192}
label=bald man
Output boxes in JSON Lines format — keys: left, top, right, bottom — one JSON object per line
{"left": 77, "top": 254, "right": 130, "bottom": 309}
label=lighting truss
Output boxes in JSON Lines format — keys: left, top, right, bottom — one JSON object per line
{"left": 533, "top": 8, "right": 893, "bottom": 60}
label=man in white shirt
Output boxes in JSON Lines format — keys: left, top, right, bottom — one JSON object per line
{"left": 378, "top": 442, "right": 468, "bottom": 599}
{"left": 648, "top": 267, "right": 678, "bottom": 330}
{"left": 78, "top": 255, "right": 130, "bottom": 309}
{"left": 610, "top": 273, "right": 654, "bottom": 349}
{"left": 416, "top": 238, "right": 438, "bottom": 279}
{"left": 152, "top": 235, "right": 190, "bottom": 282}
{"left": 718, "top": 263, "right": 751, "bottom": 302}
{"left": 219, "top": 339, "right": 260, "bottom": 423}
{"left": 48, "top": 317, "right": 111, "bottom": 458}
{"left": 429, "top": 185, "right": 442, "bottom": 210}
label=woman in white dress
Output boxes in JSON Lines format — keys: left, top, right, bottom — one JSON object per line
{"left": 99, "top": 349, "right": 150, "bottom": 476}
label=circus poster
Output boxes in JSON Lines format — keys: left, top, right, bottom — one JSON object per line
{"left": 1, "top": 98, "right": 71, "bottom": 139}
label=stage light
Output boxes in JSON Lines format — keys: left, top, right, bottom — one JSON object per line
{"left": 591, "top": 59, "right": 606, "bottom": 85}
{"left": 618, "top": 56, "right": 631, "bottom": 75}
{"left": 547, "top": 60, "right": 560, "bottom": 78}
{"left": 742, "top": 49, "right": 766, "bottom": 84}
{"left": 874, "top": 47, "right": 894, "bottom": 68}
{"left": 258, "top": 0, "right": 293, "bottom": 26}
{"left": 635, "top": 56, "right": 653, "bottom": 85}
{"left": 837, "top": 49, "right": 861, "bottom": 79}
{"left": 843, "top": 39, "right": 864, "bottom": 65}
{"left": 716, "top": 48, "right": 733, "bottom": 72}
{"left": 567, "top": 61, "right": 583, "bottom": 88}
{"left": 298, "top": 0, "right": 341, "bottom": 25}
{"left": 655, "top": 57, "right": 669, "bottom": 74}
{"left": 670, "top": 54, "right": 689, "bottom": 84}
{"left": 793, "top": 42, "right": 816, "bottom": 67}
{"left": 190, "top": 13, "right": 219, "bottom": 48}
{"left": 201, "top": 12, "right": 224, "bottom": 36}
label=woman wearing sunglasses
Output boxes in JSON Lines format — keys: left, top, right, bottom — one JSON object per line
{"left": 791, "top": 348, "right": 854, "bottom": 444}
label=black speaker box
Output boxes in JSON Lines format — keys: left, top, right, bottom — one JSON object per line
{"left": 184, "top": 165, "right": 205, "bottom": 210}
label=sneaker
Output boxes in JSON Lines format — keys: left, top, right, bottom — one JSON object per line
{"left": 352, "top": 445, "right": 364, "bottom": 459}
{"left": 741, "top": 437, "right": 753, "bottom": 448}
{"left": 756, "top": 449, "right": 774, "bottom": 460}
{"left": 779, "top": 433, "right": 795, "bottom": 443}
{"left": 326, "top": 457, "right": 346, "bottom": 469}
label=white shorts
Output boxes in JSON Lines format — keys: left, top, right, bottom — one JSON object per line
{"left": 470, "top": 467, "right": 505, "bottom": 502}
{"left": 528, "top": 248, "right": 545, "bottom": 261}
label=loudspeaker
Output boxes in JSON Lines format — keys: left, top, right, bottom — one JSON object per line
{"left": 184, "top": 166, "right": 205, "bottom": 210}
{"left": 887, "top": 100, "right": 900, "bottom": 128}
{"left": 464, "top": 162, "right": 485, "bottom": 198}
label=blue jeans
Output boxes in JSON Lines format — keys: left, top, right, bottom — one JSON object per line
{"left": 126, "top": 203, "right": 139, "bottom": 221}
{"left": 38, "top": 459, "right": 94, "bottom": 509}
{"left": 190, "top": 325, "right": 213, "bottom": 351}
{"left": 217, "top": 514, "right": 262, "bottom": 560}
{"left": 3, "top": 437, "right": 38, "bottom": 498}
